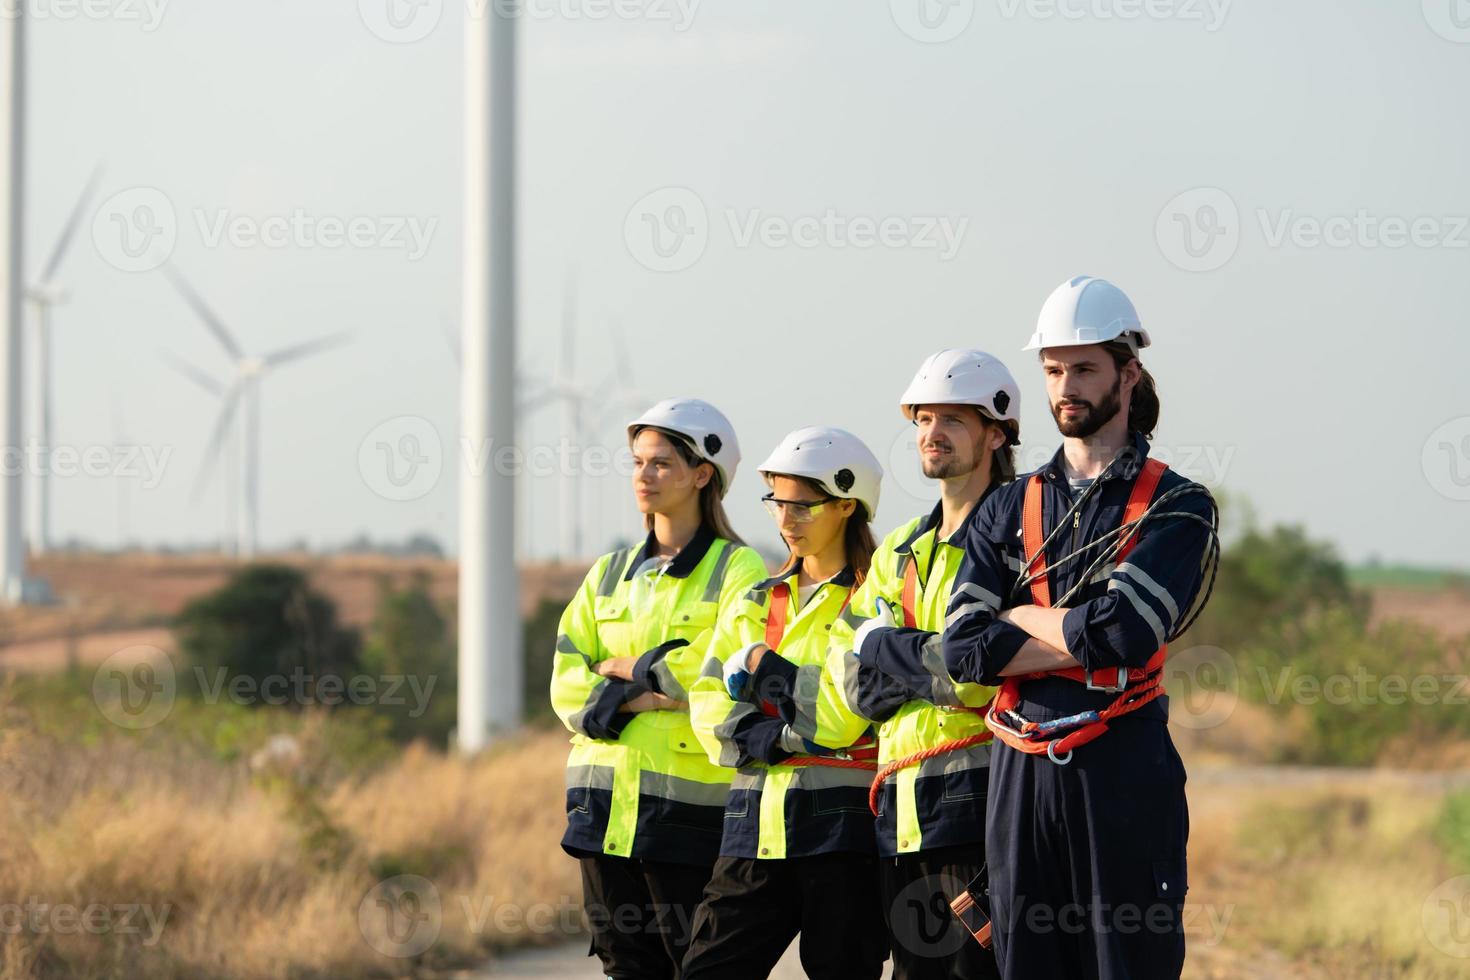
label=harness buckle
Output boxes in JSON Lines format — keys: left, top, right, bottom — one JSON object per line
{"left": 1084, "top": 668, "right": 1128, "bottom": 693}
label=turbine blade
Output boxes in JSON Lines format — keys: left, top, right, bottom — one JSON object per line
{"left": 158, "top": 348, "right": 225, "bottom": 397}
{"left": 161, "top": 264, "right": 244, "bottom": 359}
{"left": 262, "top": 330, "right": 352, "bottom": 369}
{"left": 191, "top": 384, "right": 243, "bottom": 503}
{"left": 40, "top": 163, "right": 105, "bottom": 286}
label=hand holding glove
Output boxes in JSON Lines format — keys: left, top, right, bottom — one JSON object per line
{"left": 851, "top": 596, "right": 897, "bottom": 658}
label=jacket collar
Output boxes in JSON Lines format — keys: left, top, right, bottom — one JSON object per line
{"left": 1039, "top": 432, "right": 1152, "bottom": 486}
{"left": 894, "top": 481, "right": 999, "bottom": 555}
{"left": 624, "top": 522, "right": 719, "bottom": 581}
{"left": 753, "top": 557, "right": 857, "bottom": 592}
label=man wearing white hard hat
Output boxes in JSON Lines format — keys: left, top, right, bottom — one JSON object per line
{"left": 815, "top": 349, "right": 1020, "bottom": 979}
{"left": 681, "top": 426, "right": 889, "bottom": 979}
{"left": 923, "top": 278, "right": 1220, "bottom": 979}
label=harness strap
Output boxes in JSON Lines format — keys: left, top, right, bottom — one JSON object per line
{"left": 985, "top": 458, "right": 1171, "bottom": 762}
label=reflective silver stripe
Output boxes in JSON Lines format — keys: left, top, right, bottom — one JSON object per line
{"left": 1116, "top": 561, "right": 1179, "bottom": 624}
{"left": 731, "top": 768, "right": 766, "bottom": 793}
{"left": 787, "top": 664, "right": 822, "bottom": 740}
{"left": 1108, "top": 579, "right": 1166, "bottom": 646}
{"left": 838, "top": 607, "right": 865, "bottom": 630}
{"left": 1003, "top": 552, "right": 1027, "bottom": 574}
{"left": 565, "top": 763, "right": 616, "bottom": 792}
{"left": 651, "top": 660, "right": 685, "bottom": 701}
{"left": 638, "top": 769, "right": 730, "bottom": 807}
{"left": 921, "top": 634, "right": 962, "bottom": 707}
{"left": 839, "top": 650, "right": 865, "bottom": 717}
{"left": 916, "top": 741, "right": 990, "bottom": 780}
{"left": 701, "top": 542, "right": 736, "bottom": 603}
{"left": 567, "top": 678, "right": 613, "bottom": 736}
{"left": 597, "top": 547, "right": 633, "bottom": 598}
{"left": 950, "top": 581, "right": 1000, "bottom": 613}
{"left": 711, "top": 702, "right": 758, "bottom": 769}
{"left": 786, "top": 763, "right": 875, "bottom": 790}
{"left": 945, "top": 602, "right": 988, "bottom": 629}
{"left": 1088, "top": 561, "right": 1117, "bottom": 586}
{"left": 557, "top": 633, "right": 591, "bottom": 666}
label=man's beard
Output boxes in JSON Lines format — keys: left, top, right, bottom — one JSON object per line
{"left": 921, "top": 443, "right": 975, "bottom": 480}
{"left": 1052, "top": 374, "right": 1123, "bottom": 438}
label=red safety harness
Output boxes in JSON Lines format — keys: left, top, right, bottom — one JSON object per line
{"left": 982, "top": 458, "right": 1171, "bottom": 764}
{"left": 762, "top": 580, "right": 879, "bottom": 771}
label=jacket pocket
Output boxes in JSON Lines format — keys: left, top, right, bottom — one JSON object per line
{"left": 1152, "top": 857, "right": 1187, "bottom": 901}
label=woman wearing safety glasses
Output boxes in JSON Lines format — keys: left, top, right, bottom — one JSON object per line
{"left": 549, "top": 398, "right": 768, "bottom": 980}
{"left": 681, "top": 426, "right": 889, "bottom": 980}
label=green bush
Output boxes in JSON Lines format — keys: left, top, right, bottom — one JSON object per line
{"left": 173, "top": 564, "right": 362, "bottom": 696}
{"left": 361, "top": 571, "right": 456, "bottom": 745}
{"left": 1438, "top": 791, "right": 1470, "bottom": 873}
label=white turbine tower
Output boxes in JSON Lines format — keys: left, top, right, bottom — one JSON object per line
{"left": 1, "top": 6, "right": 27, "bottom": 603}
{"left": 162, "top": 265, "right": 350, "bottom": 560}
{"left": 459, "top": 2, "right": 520, "bottom": 751}
{"left": 27, "top": 164, "right": 104, "bottom": 556}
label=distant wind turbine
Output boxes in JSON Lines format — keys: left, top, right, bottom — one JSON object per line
{"left": 26, "top": 164, "right": 104, "bottom": 556}
{"left": 162, "top": 264, "right": 351, "bottom": 559}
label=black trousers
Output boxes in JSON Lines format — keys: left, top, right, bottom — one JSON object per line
{"left": 579, "top": 853, "right": 714, "bottom": 979}
{"left": 879, "top": 842, "right": 1002, "bottom": 980}
{"left": 682, "top": 852, "right": 888, "bottom": 980}
{"left": 986, "top": 720, "right": 1189, "bottom": 980}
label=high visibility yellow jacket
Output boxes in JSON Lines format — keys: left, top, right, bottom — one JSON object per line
{"left": 817, "top": 496, "right": 1000, "bottom": 856}
{"left": 688, "top": 561, "right": 877, "bottom": 860}
{"left": 550, "top": 525, "right": 768, "bottom": 866}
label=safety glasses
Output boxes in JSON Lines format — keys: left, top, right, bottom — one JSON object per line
{"left": 761, "top": 493, "right": 837, "bottom": 525}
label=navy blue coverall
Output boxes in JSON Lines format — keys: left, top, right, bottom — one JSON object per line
{"left": 868, "top": 435, "right": 1215, "bottom": 980}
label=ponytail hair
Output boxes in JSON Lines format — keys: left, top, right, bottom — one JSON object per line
{"left": 1103, "top": 340, "right": 1160, "bottom": 440}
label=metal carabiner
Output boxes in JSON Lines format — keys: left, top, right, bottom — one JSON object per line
{"left": 1046, "top": 741, "right": 1073, "bottom": 766}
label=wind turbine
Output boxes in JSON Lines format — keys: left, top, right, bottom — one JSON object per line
{"left": 26, "top": 164, "right": 104, "bottom": 556}
{"left": 161, "top": 264, "right": 351, "bottom": 559}
{"left": 0, "top": 7, "right": 27, "bottom": 603}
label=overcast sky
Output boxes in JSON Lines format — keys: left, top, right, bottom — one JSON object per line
{"left": 22, "top": 0, "right": 1470, "bottom": 568}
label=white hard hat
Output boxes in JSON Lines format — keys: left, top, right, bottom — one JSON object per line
{"left": 758, "top": 426, "right": 883, "bottom": 520}
{"left": 1024, "top": 276, "right": 1151, "bottom": 353}
{"left": 899, "top": 348, "right": 1021, "bottom": 438}
{"left": 627, "top": 398, "right": 741, "bottom": 498}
